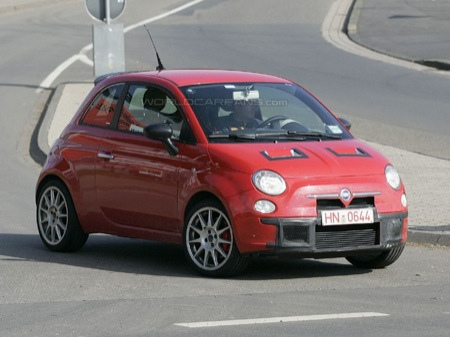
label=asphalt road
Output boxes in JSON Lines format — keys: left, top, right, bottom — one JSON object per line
{"left": 1, "top": 235, "right": 449, "bottom": 336}
{"left": 0, "top": 0, "right": 449, "bottom": 336}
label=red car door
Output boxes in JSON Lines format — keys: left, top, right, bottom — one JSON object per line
{"left": 95, "top": 129, "right": 180, "bottom": 232}
{"left": 94, "top": 84, "right": 187, "bottom": 233}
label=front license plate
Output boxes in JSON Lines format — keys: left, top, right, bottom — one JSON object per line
{"left": 321, "top": 208, "right": 374, "bottom": 226}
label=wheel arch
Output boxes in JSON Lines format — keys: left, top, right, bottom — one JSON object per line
{"left": 183, "top": 191, "right": 224, "bottom": 223}
{"left": 36, "top": 174, "right": 69, "bottom": 205}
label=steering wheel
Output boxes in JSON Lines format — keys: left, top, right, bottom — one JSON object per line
{"left": 245, "top": 118, "right": 262, "bottom": 129}
{"left": 257, "top": 116, "right": 289, "bottom": 129}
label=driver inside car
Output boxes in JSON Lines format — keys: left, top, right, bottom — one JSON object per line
{"left": 136, "top": 88, "right": 169, "bottom": 127}
{"left": 143, "top": 88, "right": 167, "bottom": 113}
{"left": 216, "top": 99, "right": 262, "bottom": 132}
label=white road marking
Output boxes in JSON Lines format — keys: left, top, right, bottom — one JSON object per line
{"left": 36, "top": 54, "right": 81, "bottom": 93}
{"left": 174, "top": 312, "right": 389, "bottom": 328}
{"left": 36, "top": 0, "right": 207, "bottom": 93}
{"left": 124, "top": 0, "right": 206, "bottom": 33}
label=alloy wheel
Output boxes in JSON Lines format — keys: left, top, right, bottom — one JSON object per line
{"left": 186, "top": 206, "right": 233, "bottom": 271}
{"left": 38, "top": 186, "right": 69, "bottom": 246}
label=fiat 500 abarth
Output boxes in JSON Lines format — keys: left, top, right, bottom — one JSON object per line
{"left": 36, "top": 70, "right": 408, "bottom": 277}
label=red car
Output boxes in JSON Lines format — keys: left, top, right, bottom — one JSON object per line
{"left": 36, "top": 70, "right": 408, "bottom": 277}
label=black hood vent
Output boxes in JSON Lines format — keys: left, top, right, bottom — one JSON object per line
{"left": 326, "top": 147, "right": 371, "bottom": 158}
{"left": 261, "top": 148, "right": 308, "bottom": 161}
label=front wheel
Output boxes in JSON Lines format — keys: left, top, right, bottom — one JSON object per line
{"left": 183, "top": 199, "right": 249, "bottom": 277}
{"left": 346, "top": 245, "right": 405, "bottom": 269}
{"left": 36, "top": 180, "right": 88, "bottom": 252}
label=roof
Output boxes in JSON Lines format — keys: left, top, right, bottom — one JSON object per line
{"left": 98, "top": 69, "right": 292, "bottom": 87}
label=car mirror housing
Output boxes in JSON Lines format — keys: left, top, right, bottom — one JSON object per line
{"left": 339, "top": 117, "right": 352, "bottom": 130}
{"left": 144, "top": 123, "right": 179, "bottom": 156}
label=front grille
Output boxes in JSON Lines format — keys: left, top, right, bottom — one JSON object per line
{"left": 278, "top": 222, "right": 379, "bottom": 250}
{"left": 316, "top": 226, "right": 378, "bottom": 250}
{"left": 313, "top": 198, "right": 378, "bottom": 250}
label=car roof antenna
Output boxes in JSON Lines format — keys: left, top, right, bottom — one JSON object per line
{"left": 144, "top": 24, "right": 165, "bottom": 71}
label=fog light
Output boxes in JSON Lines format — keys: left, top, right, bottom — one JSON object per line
{"left": 401, "top": 194, "right": 407, "bottom": 207}
{"left": 254, "top": 200, "right": 276, "bottom": 214}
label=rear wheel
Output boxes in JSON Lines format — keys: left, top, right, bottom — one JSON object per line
{"left": 36, "top": 180, "right": 88, "bottom": 252}
{"left": 183, "top": 199, "right": 249, "bottom": 277}
{"left": 346, "top": 245, "right": 405, "bottom": 269}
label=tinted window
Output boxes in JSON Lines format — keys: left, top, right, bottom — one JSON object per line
{"left": 82, "top": 84, "right": 124, "bottom": 128}
{"left": 117, "top": 84, "right": 185, "bottom": 140}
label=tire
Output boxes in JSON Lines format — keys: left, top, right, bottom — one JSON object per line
{"left": 36, "top": 180, "right": 88, "bottom": 252}
{"left": 346, "top": 245, "right": 405, "bottom": 269}
{"left": 183, "top": 199, "right": 249, "bottom": 277}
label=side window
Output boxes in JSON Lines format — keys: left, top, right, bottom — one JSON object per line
{"left": 117, "top": 85, "right": 185, "bottom": 140}
{"left": 82, "top": 84, "right": 124, "bottom": 127}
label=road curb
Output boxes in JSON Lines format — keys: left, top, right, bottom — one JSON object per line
{"left": 345, "top": 0, "right": 450, "bottom": 73}
{"left": 38, "top": 83, "right": 65, "bottom": 155}
{"left": 322, "top": 0, "right": 450, "bottom": 76}
{"left": 408, "top": 228, "right": 450, "bottom": 247}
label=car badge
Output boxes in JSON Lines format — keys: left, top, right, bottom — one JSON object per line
{"left": 340, "top": 188, "right": 352, "bottom": 202}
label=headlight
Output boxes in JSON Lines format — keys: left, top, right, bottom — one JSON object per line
{"left": 252, "top": 170, "right": 286, "bottom": 196}
{"left": 385, "top": 165, "right": 401, "bottom": 190}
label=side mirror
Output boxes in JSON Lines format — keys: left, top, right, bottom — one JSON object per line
{"left": 144, "top": 123, "right": 179, "bottom": 156}
{"left": 338, "top": 117, "right": 352, "bottom": 130}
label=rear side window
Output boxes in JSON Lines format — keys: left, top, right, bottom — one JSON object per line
{"left": 82, "top": 84, "right": 124, "bottom": 127}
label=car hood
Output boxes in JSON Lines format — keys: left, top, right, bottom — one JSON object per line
{"left": 207, "top": 139, "right": 389, "bottom": 179}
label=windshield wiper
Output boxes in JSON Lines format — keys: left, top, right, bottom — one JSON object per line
{"left": 208, "top": 130, "right": 342, "bottom": 141}
{"left": 208, "top": 132, "right": 257, "bottom": 141}
{"left": 283, "top": 131, "right": 342, "bottom": 140}
{"left": 247, "top": 130, "right": 342, "bottom": 140}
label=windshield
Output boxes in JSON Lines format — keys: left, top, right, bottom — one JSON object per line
{"left": 180, "top": 82, "right": 352, "bottom": 142}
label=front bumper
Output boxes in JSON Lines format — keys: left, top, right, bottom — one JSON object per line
{"left": 259, "top": 211, "right": 408, "bottom": 257}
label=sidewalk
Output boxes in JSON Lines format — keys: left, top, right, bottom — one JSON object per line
{"left": 348, "top": 0, "right": 450, "bottom": 70}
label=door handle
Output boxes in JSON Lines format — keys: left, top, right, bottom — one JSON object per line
{"left": 98, "top": 152, "right": 114, "bottom": 160}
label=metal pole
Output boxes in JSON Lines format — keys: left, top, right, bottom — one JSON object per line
{"left": 105, "top": 0, "right": 111, "bottom": 24}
